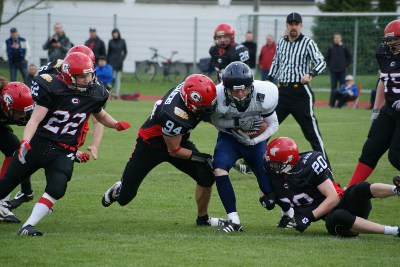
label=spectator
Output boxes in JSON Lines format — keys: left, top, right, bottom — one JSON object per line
{"left": 42, "top": 22, "right": 72, "bottom": 61}
{"left": 241, "top": 31, "right": 257, "bottom": 73}
{"left": 332, "top": 74, "right": 358, "bottom": 108}
{"left": 3, "top": 27, "right": 30, "bottom": 82}
{"left": 85, "top": 28, "right": 106, "bottom": 65}
{"left": 326, "top": 33, "right": 352, "bottom": 107}
{"left": 258, "top": 34, "right": 276, "bottom": 82}
{"left": 268, "top": 12, "right": 330, "bottom": 169}
{"left": 24, "top": 64, "right": 38, "bottom": 87}
{"left": 107, "top": 28, "right": 127, "bottom": 99}
{"left": 95, "top": 55, "right": 113, "bottom": 90}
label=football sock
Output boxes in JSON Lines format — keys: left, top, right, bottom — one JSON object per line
{"left": 215, "top": 175, "right": 236, "bottom": 214}
{"left": 392, "top": 186, "right": 400, "bottom": 196}
{"left": 23, "top": 193, "right": 56, "bottom": 227}
{"left": 227, "top": 212, "right": 240, "bottom": 225}
{"left": 1, "top": 193, "right": 11, "bottom": 202}
{"left": 384, "top": 226, "right": 399, "bottom": 237}
{"left": 282, "top": 207, "right": 294, "bottom": 218}
{"left": 0, "top": 156, "right": 12, "bottom": 178}
{"left": 347, "top": 162, "right": 374, "bottom": 187}
{"left": 20, "top": 177, "right": 33, "bottom": 195}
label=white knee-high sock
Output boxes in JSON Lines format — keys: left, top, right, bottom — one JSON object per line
{"left": 23, "top": 192, "right": 56, "bottom": 227}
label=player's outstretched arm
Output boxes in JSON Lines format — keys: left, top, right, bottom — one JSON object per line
{"left": 92, "top": 109, "right": 130, "bottom": 131}
{"left": 87, "top": 115, "right": 104, "bottom": 160}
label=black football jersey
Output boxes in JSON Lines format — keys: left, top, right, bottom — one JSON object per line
{"left": 376, "top": 44, "right": 400, "bottom": 106}
{"left": 270, "top": 151, "right": 333, "bottom": 214}
{"left": 209, "top": 43, "right": 250, "bottom": 81}
{"left": 30, "top": 73, "right": 108, "bottom": 146}
{"left": 138, "top": 84, "right": 202, "bottom": 149}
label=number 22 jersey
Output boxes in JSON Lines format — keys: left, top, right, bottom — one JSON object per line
{"left": 31, "top": 73, "right": 108, "bottom": 147}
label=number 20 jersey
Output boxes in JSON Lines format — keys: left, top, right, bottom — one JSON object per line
{"left": 138, "top": 84, "right": 202, "bottom": 150}
{"left": 270, "top": 151, "right": 334, "bottom": 212}
{"left": 31, "top": 73, "right": 108, "bottom": 146}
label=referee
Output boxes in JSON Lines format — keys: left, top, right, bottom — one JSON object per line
{"left": 268, "top": 12, "right": 331, "bottom": 168}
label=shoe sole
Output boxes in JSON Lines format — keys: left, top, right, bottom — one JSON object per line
{"left": 101, "top": 182, "right": 121, "bottom": 207}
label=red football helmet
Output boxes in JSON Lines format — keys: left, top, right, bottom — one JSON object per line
{"left": 61, "top": 52, "right": 95, "bottom": 92}
{"left": 1, "top": 82, "right": 34, "bottom": 119}
{"left": 180, "top": 74, "right": 217, "bottom": 114}
{"left": 383, "top": 20, "right": 400, "bottom": 55}
{"left": 67, "top": 45, "right": 95, "bottom": 64}
{"left": 214, "top": 23, "right": 235, "bottom": 47}
{"left": 265, "top": 137, "right": 300, "bottom": 174}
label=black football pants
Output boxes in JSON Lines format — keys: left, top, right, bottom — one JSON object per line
{"left": 276, "top": 83, "right": 331, "bottom": 169}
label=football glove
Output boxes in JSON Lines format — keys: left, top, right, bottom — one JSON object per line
{"left": 18, "top": 140, "right": 31, "bottom": 164}
{"left": 75, "top": 151, "right": 90, "bottom": 163}
{"left": 370, "top": 109, "right": 379, "bottom": 125}
{"left": 295, "top": 212, "right": 315, "bottom": 233}
{"left": 189, "top": 152, "right": 213, "bottom": 171}
{"left": 231, "top": 129, "right": 256, "bottom": 146}
{"left": 115, "top": 121, "right": 131, "bottom": 131}
{"left": 392, "top": 100, "right": 400, "bottom": 111}
{"left": 259, "top": 193, "right": 276, "bottom": 210}
{"left": 234, "top": 116, "right": 263, "bottom": 131}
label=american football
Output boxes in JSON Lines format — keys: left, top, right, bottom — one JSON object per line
{"left": 233, "top": 121, "right": 267, "bottom": 138}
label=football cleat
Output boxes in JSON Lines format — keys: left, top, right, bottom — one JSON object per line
{"left": 102, "top": 181, "right": 121, "bottom": 207}
{"left": 17, "top": 225, "right": 43, "bottom": 236}
{"left": 277, "top": 215, "right": 296, "bottom": 228}
{"left": 233, "top": 159, "right": 253, "bottom": 174}
{"left": 196, "top": 215, "right": 228, "bottom": 226}
{"left": 393, "top": 175, "right": 400, "bottom": 195}
{"left": 0, "top": 201, "right": 21, "bottom": 223}
{"left": 218, "top": 220, "right": 244, "bottom": 233}
{"left": 397, "top": 227, "right": 400, "bottom": 237}
{"left": 9, "top": 191, "right": 34, "bottom": 209}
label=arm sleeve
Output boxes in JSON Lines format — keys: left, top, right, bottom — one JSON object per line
{"left": 268, "top": 43, "right": 279, "bottom": 78}
{"left": 308, "top": 40, "right": 326, "bottom": 76}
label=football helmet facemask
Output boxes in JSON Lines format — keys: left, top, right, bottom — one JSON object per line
{"left": 265, "top": 137, "right": 300, "bottom": 174}
{"left": 61, "top": 52, "right": 95, "bottom": 92}
{"left": 1, "top": 82, "right": 34, "bottom": 119}
{"left": 222, "top": 61, "right": 254, "bottom": 111}
{"left": 180, "top": 74, "right": 217, "bottom": 114}
{"left": 383, "top": 20, "right": 400, "bottom": 55}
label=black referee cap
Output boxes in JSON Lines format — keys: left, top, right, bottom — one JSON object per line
{"left": 286, "top": 12, "right": 302, "bottom": 23}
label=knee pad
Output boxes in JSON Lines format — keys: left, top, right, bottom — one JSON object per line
{"left": 195, "top": 167, "right": 215, "bottom": 188}
{"left": 325, "top": 209, "right": 357, "bottom": 237}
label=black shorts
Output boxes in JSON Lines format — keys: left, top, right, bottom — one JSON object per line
{"left": 117, "top": 136, "right": 214, "bottom": 206}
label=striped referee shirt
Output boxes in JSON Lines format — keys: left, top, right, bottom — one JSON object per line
{"left": 269, "top": 34, "right": 326, "bottom": 83}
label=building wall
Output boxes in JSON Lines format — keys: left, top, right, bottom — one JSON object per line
{"left": 1, "top": 0, "right": 319, "bottom": 72}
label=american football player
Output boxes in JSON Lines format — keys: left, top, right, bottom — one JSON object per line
{"left": 101, "top": 74, "right": 223, "bottom": 227}
{"left": 348, "top": 20, "right": 400, "bottom": 187}
{"left": 209, "top": 23, "right": 250, "bottom": 83}
{"left": 0, "top": 52, "right": 131, "bottom": 236}
{"left": 0, "top": 80, "right": 34, "bottom": 223}
{"left": 210, "top": 61, "right": 280, "bottom": 232}
{"left": 8, "top": 45, "right": 103, "bottom": 210}
{"left": 266, "top": 137, "right": 400, "bottom": 238}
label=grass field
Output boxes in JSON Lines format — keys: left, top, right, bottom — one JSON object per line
{"left": 0, "top": 75, "right": 398, "bottom": 266}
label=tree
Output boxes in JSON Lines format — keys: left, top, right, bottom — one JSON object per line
{"left": 313, "top": 0, "right": 397, "bottom": 75}
{"left": 0, "top": 0, "right": 49, "bottom": 29}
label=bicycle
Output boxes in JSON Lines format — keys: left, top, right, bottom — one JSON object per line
{"left": 135, "top": 47, "right": 188, "bottom": 83}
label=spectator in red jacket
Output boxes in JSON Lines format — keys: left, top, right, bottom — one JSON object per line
{"left": 258, "top": 34, "right": 276, "bottom": 83}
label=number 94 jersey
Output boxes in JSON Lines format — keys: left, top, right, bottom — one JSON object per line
{"left": 138, "top": 84, "right": 203, "bottom": 149}
{"left": 270, "top": 151, "right": 334, "bottom": 212}
{"left": 31, "top": 74, "right": 108, "bottom": 146}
